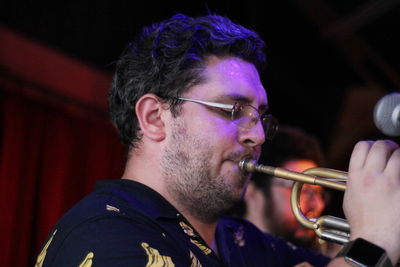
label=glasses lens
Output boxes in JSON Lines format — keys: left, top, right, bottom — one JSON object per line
{"left": 263, "top": 114, "right": 279, "bottom": 140}
{"left": 231, "top": 103, "right": 258, "bottom": 126}
{"left": 231, "top": 104, "right": 279, "bottom": 140}
{"left": 231, "top": 103, "right": 244, "bottom": 121}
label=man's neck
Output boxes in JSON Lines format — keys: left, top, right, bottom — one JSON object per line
{"left": 184, "top": 214, "right": 218, "bottom": 247}
{"left": 123, "top": 152, "right": 219, "bottom": 248}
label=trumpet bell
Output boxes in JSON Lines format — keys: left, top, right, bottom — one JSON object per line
{"left": 239, "top": 158, "right": 350, "bottom": 244}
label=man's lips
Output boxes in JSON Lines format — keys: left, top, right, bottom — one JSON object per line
{"left": 224, "top": 158, "right": 253, "bottom": 181}
{"left": 225, "top": 152, "right": 259, "bottom": 165}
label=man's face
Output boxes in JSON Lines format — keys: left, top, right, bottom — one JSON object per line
{"left": 268, "top": 159, "right": 325, "bottom": 245}
{"left": 160, "top": 56, "right": 267, "bottom": 223}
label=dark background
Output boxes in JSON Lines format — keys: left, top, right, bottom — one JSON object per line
{"left": 2, "top": 0, "right": 399, "bottom": 153}
{"left": 1, "top": 1, "right": 399, "bottom": 266}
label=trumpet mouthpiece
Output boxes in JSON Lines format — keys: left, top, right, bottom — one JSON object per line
{"left": 238, "top": 158, "right": 257, "bottom": 173}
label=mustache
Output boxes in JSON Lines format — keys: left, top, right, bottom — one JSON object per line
{"left": 226, "top": 150, "right": 259, "bottom": 163}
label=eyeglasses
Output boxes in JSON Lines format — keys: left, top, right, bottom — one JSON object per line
{"left": 177, "top": 97, "right": 278, "bottom": 140}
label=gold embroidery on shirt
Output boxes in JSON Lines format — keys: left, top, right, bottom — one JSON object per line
{"left": 141, "top": 242, "right": 175, "bottom": 267}
{"left": 106, "top": 204, "right": 120, "bottom": 213}
{"left": 179, "top": 221, "right": 196, "bottom": 237}
{"left": 189, "top": 250, "right": 203, "bottom": 267}
{"left": 190, "top": 239, "right": 212, "bottom": 255}
{"left": 35, "top": 229, "right": 57, "bottom": 267}
{"left": 78, "top": 252, "right": 94, "bottom": 267}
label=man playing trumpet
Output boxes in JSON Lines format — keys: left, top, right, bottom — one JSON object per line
{"left": 37, "top": 13, "right": 400, "bottom": 266}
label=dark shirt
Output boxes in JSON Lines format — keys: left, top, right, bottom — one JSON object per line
{"left": 37, "top": 179, "right": 330, "bottom": 266}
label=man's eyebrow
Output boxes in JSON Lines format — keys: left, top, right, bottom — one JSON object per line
{"left": 214, "top": 93, "right": 270, "bottom": 111}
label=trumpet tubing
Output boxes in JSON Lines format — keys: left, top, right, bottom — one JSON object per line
{"left": 239, "top": 158, "right": 350, "bottom": 244}
{"left": 239, "top": 159, "right": 347, "bottom": 191}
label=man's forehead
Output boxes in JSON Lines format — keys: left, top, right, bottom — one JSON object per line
{"left": 192, "top": 56, "right": 268, "bottom": 107}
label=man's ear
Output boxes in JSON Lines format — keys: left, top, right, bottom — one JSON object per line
{"left": 135, "top": 94, "right": 167, "bottom": 142}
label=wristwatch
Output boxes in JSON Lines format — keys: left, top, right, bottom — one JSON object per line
{"left": 337, "top": 238, "right": 393, "bottom": 267}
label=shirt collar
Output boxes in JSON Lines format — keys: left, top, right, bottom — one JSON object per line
{"left": 94, "top": 179, "right": 181, "bottom": 220}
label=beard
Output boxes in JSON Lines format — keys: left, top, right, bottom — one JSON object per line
{"left": 160, "top": 118, "right": 247, "bottom": 223}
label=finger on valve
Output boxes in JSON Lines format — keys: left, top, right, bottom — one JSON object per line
{"left": 345, "top": 140, "right": 400, "bottom": 265}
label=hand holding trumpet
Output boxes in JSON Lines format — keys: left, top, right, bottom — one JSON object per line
{"left": 240, "top": 139, "right": 400, "bottom": 266}
{"left": 344, "top": 140, "right": 400, "bottom": 265}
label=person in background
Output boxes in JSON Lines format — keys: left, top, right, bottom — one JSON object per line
{"left": 239, "top": 125, "right": 340, "bottom": 257}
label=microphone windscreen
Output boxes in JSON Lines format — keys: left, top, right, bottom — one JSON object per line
{"left": 373, "top": 92, "right": 400, "bottom": 136}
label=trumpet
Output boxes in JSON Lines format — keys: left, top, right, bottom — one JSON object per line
{"left": 239, "top": 158, "right": 350, "bottom": 244}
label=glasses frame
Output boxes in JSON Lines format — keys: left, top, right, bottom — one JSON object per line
{"left": 177, "top": 97, "right": 278, "bottom": 140}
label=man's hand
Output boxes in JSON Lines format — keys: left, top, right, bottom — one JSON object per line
{"left": 344, "top": 140, "right": 400, "bottom": 265}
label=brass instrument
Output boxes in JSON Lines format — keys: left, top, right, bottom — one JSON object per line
{"left": 239, "top": 158, "right": 350, "bottom": 244}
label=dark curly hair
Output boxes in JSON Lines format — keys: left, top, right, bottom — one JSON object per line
{"left": 109, "top": 13, "right": 266, "bottom": 150}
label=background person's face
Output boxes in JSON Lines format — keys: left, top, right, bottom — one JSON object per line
{"left": 269, "top": 160, "right": 325, "bottom": 242}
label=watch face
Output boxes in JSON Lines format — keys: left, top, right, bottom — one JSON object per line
{"left": 346, "top": 238, "right": 385, "bottom": 266}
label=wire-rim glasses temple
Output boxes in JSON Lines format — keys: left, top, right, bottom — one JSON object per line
{"left": 177, "top": 97, "right": 278, "bottom": 140}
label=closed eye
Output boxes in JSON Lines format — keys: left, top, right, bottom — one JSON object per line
{"left": 218, "top": 108, "right": 233, "bottom": 116}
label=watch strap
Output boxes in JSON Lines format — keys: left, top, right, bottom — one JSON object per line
{"left": 336, "top": 238, "right": 393, "bottom": 267}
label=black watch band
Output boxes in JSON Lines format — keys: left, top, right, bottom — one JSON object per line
{"left": 336, "top": 238, "right": 393, "bottom": 267}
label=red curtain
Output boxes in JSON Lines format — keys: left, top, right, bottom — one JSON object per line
{"left": 0, "top": 27, "right": 125, "bottom": 267}
{"left": 0, "top": 84, "right": 125, "bottom": 267}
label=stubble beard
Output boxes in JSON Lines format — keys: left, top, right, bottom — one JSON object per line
{"left": 160, "top": 118, "right": 245, "bottom": 223}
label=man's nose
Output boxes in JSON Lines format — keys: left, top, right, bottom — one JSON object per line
{"left": 238, "top": 119, "right": 265, "bottom": 147}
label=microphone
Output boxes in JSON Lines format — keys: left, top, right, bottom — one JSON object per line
{"left": 373, "top": 92, "right": 400, "bottom": 136}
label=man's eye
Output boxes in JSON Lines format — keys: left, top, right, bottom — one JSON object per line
{"left": 219, "top": 108, "right": 232, "bottom": 116}
{"left": 232, "top": 103, "right": 245, "bottom": 119}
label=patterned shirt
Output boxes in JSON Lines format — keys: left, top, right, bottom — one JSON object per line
{"left": 36, "top": 179, "right": 330, "bottom": 266}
